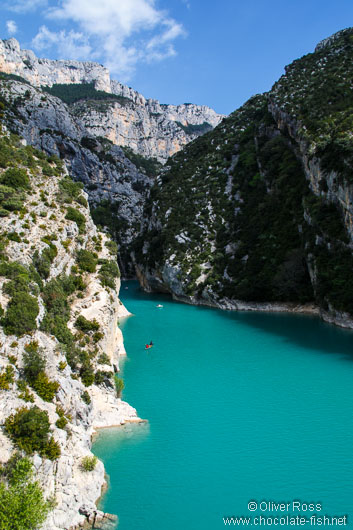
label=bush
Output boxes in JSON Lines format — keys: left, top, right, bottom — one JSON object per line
{"left": 99, "top": 260, "right": 120, "bottom": 289}
{"left": 23, "top": 344, "right": 59, "bottom": 402}
{"left": 32, "top": 372, "right": 59, "bottom": 402}
{"left": 98, "top": 353, "right": 110, "bottom": 365}
{"left": 0, "top": 455, "right": 52, "bottom": 530}
{"left": 80, "top": 455, "right": 98, "bottom": 472}
{"left": 76, "top": 249, "right": 97, "bottom": 272}
{"left": 93, "top": 331, "right": 104, "bottom": 343}
{"left": 105, "top": 239, "right": 118, "bottom": 255}
{"left": 4, "top": 406, "right": 50, "bottom": 455}
{"left": 55, "top": 416, "right": 68, "bottom": 429}
{"left": 81, "top": 390, "right": 91, "bottom": 405}
{"left": 65, "top": 207, "right": 86, "bottom": 233}
{"left": 80, "top": 363, "right": 95, "bottom": 387}
{"left": 2, "top": 292, "right": 39, "bottom": 336}
{"left": 94, "top": 370, "right": 113, "bottom": 386}
{"left": 115, "top": 376, "right": 124, "bottom": 398}
{"left": 58, "top": 176, "right": 84, "bottom": 203}
{"left": 0, "top": 365, "right": 15, "bottom": 390}
{"left": 0, "top": 167, "right": 30, "bottom": 189}
{"left": 23, "top": 342, "right": 45, "bottom": 383}
{"left": 75, "top": 315, "right": 100, "bottom": 333}
{"left": 41, "top": 437, "right": 61, "bottom": 460}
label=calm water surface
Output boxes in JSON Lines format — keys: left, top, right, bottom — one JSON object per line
{"left": 93, "top": 281, "right": 353, "bottom": 529}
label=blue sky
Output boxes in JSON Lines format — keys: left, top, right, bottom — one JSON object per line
{"left": 1, "top": 0, "right": 353, "bottom": 115}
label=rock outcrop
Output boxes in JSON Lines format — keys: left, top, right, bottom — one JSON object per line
{"left": 0, "top": 37, "right": 224, "bottom": 163}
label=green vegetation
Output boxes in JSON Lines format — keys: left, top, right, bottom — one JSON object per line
{"left": 0, "top": 72, "right": 30, "bottom": 84}
{"left": 0, "top": 455, "right": 52, "bottom": 530}
{"left": 81, "top": 390, "right": 91, "bottom": 405}
{"left": 115, "top": 376, "right": 124, "bottom": 398}
{"left": 138, "top": 82, "right": 353, "bottom": 314}
{"left": 42, "top": 82, "right": 132, "bottom": 106}
{"left": 271, "top": 27, "right": 353, "bottom": 184}
{"left": 40, "top": 274, "right": 84, "bottom": 345}
{"left": 4, "top": 406, "right": 60, "bottom": 459}
{"left": 121, "top": 146, "right": 162, "bottom": 177}
{"left": 99, "top": 259, "right": 120, "bottom": 289}
{"left": 0, "top": 365, "right": 15, "bottom": 390}
{"left": 0, "top": 167, "right": 30, "bottom": 189}
{"left": 75, "top": 315, "right": 100, "bottom": 333}
{"left": 80, "top": 455, "right": 98, "bottom": 472}
{"left": 76, "top": 249, "right": 97, "bottom": 272}
{"left": 175, "top": 121, "right": 213, "bottom": 135}
{"left": 58, "top": 176, "right": 84, "bottom": 205}
{"left": 2, "top": 292, "right": 39, "bottom": 336}
{"left": 65, "top": 206, "right": 86, "bottom": 233}
{"left": 23, "top": 342, "right": 59, "bottom": 402}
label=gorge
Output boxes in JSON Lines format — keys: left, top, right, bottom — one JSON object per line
{"left": 0, "top": 26, "right": 353, "bottom": 530}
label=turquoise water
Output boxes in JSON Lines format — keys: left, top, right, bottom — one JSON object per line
{"left": 93, "top": 281, "right": 353, "bottom": 529}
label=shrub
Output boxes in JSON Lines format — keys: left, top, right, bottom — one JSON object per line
{"left": 99, "top": 260, "right": 120, "bottom": 289}
{"left": 23, "top": 343, "right": 45, "bottom": 383}
{"left": 7, "top": 232, "right": 21, "bottom": 242}
{"left": 2, "top": 292, "right": 39, "bottom": 336}
{"left": 93, "top": 331, "right": 104, "bottom": 343}
{"left": 115, "top": 376, "right": 124, "bottom": 398}
{"left": 76, "top": 249, "right": 97, "bottom": 272}
{"left": 0, "top": 365, "right": 15, "bottom": 390}
{"left": 0, "top": 455, "right": 52, "bottom": 530}
{"left": 75, "top": 315, "right": 100, "bottom": 333}
{"left": 80, "top": 455, "right": 98, "bottom": 472}
{"left": 55, "top": 416, "right": 68, "bottom": 429}
{"left": 0, "top": 167, "right": 30, "bottom": 189}
{"left": 41, "top": 437, "right": 61, "bottom": 460}
{"left": 81, "top": 390, "right": 91, "bottom": 405}
{"left": 65, "top": 207, "right": 86, "bottom": 233}
{"left": 4, "top": 406, "right": 50, "bottom": 454}
{"left": 94, "top": 370, "right": 112, "bottom": 386}
{"left": 23, "top": 345, "right": 59, "bottom": 401}
{"left": 18, "top": 385, "right": 35, "bottom": 403}
{"left": 58, "top": 176, "right": 83, "bottom": 203}
{"left": 98, "top": 353, "right": 110, "bottom": 365}
{"left": 58, "top": 361, "right": 67, "bottom": 371}
{"left": 32, "top": 372, "right": 59, "bottom": 402}
{"left": 80, "top": 363, "right": 95, "bottom": 387}
{"left": 105, "top": 239, "right": 118, "bottom": 255}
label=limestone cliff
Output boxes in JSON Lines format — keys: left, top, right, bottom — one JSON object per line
{"left": 134, "top": 28, "right": 353, "bottom": 329}
{"left": 0, "top": 37, "right": 224, "bottom": 163}
{"left": 0, "top": 128, "right": 139, "bottom": 529}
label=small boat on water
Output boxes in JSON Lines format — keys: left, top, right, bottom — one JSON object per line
{"left": 156, "top": 304, "right": 163, "bottom": 308}
{"left": 145, "top": 344, "right": 153, "bottom": 350}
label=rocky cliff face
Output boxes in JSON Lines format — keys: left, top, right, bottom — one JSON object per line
{"left": 134, "top": 28, "right": 353, "bottom": 328}
{"left": 0, "top": 128, "right": 139, "bottom": 529}
{"left": 0, "top": 76, "right": 153, "bottom": 275}
{"left": 0, "top": 38, "right": 224, "bottom": 163}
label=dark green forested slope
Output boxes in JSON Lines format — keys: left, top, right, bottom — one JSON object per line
{"left": 135, "top": 28, "right": 353, "bottom": 320}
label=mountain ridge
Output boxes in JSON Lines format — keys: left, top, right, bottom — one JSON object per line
{"left": 0, "top": 37, "right": 224, "bottom": 162}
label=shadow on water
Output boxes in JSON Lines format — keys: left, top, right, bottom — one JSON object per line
{"left": 222, "top": 309, "right": 353, "bottom": 361}
{"left": 122, "top": 280, "right": 353, "bottom": 362}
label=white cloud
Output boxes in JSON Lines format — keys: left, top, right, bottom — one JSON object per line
{"left": 6, "top": 20, "right": 18, "bottom": 35}
{"left": 4, "top": 0, "right": 47, "bottom": 13}
{"left": 32, "top": 0, "right": 185, "bottom": 79}
{"left": 32, "top": 26, "right": 92, "bottom": 61}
